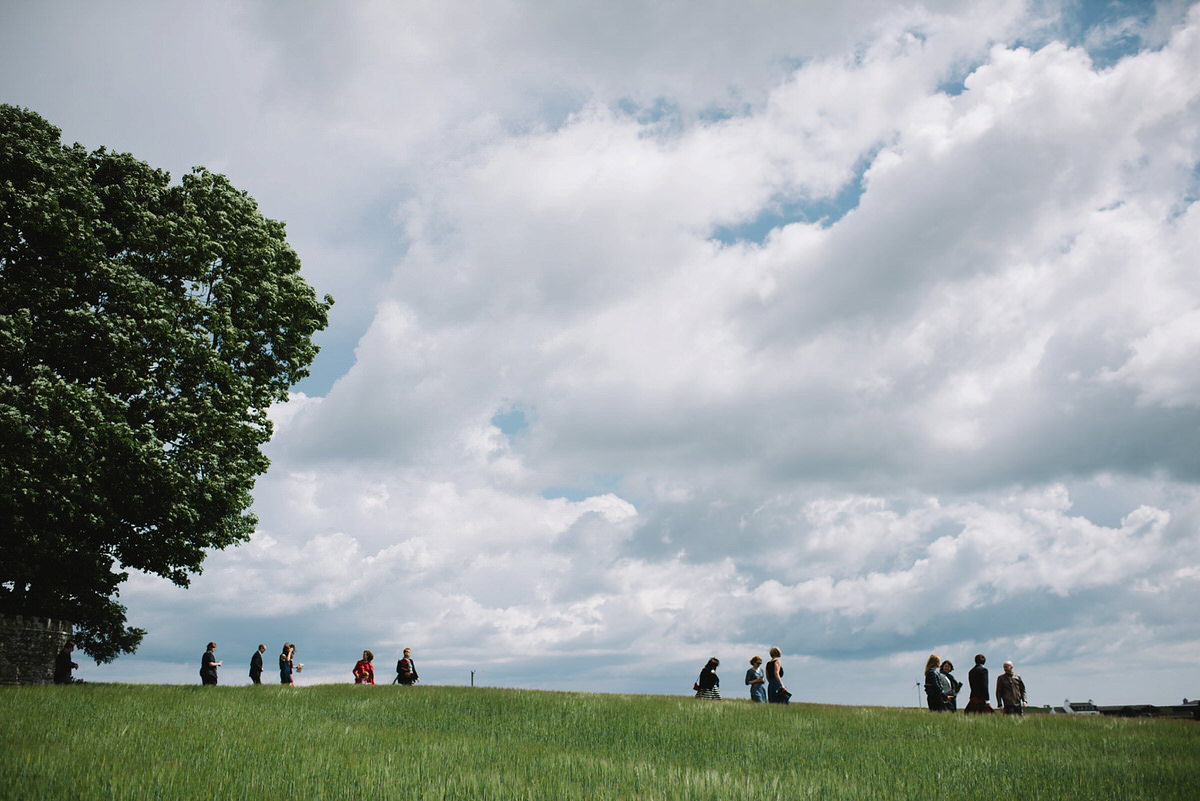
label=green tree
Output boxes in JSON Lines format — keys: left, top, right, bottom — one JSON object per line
{"left": 0, "top": 105, "right": 333, "bottom": 662}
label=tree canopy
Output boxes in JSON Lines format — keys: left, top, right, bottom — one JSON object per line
{"left": 0, "top": 105, "right": 333, "bottom": 662}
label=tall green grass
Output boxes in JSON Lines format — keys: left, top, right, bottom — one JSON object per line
{"left": 2, "top": 684, "right": 1196, "bottom": 800}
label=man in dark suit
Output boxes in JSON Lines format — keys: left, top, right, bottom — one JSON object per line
{"left": 249, "top": 644, "right": 266, "bottom": 684}
{"left": 964, "top": 653, "right": 993, "bottom": 713}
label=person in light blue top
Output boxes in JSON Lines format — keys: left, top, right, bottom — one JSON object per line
{"left": 746, "top": 655, "right": 766, "bottom": 702}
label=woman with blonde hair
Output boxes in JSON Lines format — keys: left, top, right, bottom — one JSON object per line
{"left": 924, "top": 654, "right": 948, "bottom": 711}
{"left": 395, "top": 647, "right": 419, "bottom": 685}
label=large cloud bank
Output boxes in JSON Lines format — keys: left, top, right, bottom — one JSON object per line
{"left": 5, "top": 0, "right": 1200, "bottom": 704}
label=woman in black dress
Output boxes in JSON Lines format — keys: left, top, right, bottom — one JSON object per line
{"left": 766, "top": 647, "right": 790, "bottom": 704}
{"left": 279, "top": 642, "right": 295, "bottom": 685}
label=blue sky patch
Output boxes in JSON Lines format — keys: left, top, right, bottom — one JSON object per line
{"left": 710, "top": 152, "right": 873, "bottom": 246}
{"left": 491, "top": 406, "right": 531, "bottom": 436}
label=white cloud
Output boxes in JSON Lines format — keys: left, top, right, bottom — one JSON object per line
{"left": 8, "top": 0, "right": 1200, "bottom": 705}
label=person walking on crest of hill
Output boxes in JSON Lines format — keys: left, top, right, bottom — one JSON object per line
{"left": 249, "top": 644, "right": 266, "bottom": 684}
{"left": 394, "top": 647, "right": 419, "bottom": 685}
{"left": 354, "top": 650, "right": 376, "bottom": 684}
{"left": 924, "top": 654, "right": 948, "bottom": 711}
{"left": 695, "top": 657, "right": 721, "bottom": 699}
{"left": 996, "top": 660, "right": 1026, "bottom": 715}
{"left": 200, "top": 642, "right": 222, "bottom": 685}
{"left": 766, "top": 647, "right": 791, "bottom": 704}
{"left": 964, "top": 653, "right": 993, "bottom": 713}
{"left": 746, "top": 656, "right": 766, "bottom": 702}
{"left": 54, "top": 640, "right": 79, "bottom": 684}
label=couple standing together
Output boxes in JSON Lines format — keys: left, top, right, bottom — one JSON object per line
{"left": 746, "top": 647, "right": 792, "bottom": 703}
{"left": 244, "top": 642, "right": 301, "bottom": 685}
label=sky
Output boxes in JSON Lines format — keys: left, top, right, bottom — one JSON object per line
{"left": 3, "top": 0, "right": 1199, "bottom": 707}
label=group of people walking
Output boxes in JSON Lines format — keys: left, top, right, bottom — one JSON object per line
{"left": 199, "top": 641, "right": 418, "bottom": 686}
{"left": 204, "top": 641, "right": 303, "bottom": 685}
{"left": 924, "top": 653, "right": 1027, "bottom": 714}
{"left": 694, "top": 647, "right": 793, "bottom": 703}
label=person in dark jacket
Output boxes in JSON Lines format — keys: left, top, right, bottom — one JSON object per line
{"left": 249, "top": 644, "right": 266, "bottom": 684}
{"left": 394, "top": 647, "right": 420, "bottom": 685}
{"left": 695, "top": 657, "right": 720, "bottom": 699}
{"left": 200, "top": 642, "right": 222, "bottom": 685}
{"left": 924, "top": 654, "right": 948, "bottom": 711}
{"left": 964, "top": 653, "right": 993, "bottom": 713}
{"left": 54, "top": 641, "right": 79, "bottom": 685}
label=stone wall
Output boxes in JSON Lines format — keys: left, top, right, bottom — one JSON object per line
{"left": 0, "top": 615, "right": 73, "bottom": 685}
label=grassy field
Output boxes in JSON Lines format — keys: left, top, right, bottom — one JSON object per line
{"left": 2, "top": 684, "right": 1197, "bottom": 800}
